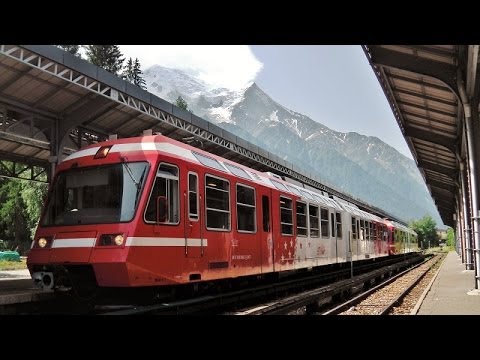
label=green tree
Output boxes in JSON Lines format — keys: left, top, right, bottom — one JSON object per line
{"left": 85, "top": 45, "right": 124, "bottom": 74}
{"left": 175, "top": 96, "right": 188, "bottom": 110}
{"left": 133, "top": 58, "right": 147, "bottom": 89}
{"left": 0, "top": 179, "right": 27, "bottom": 245}
{"left": 122, "top": 57, "right": 134, "bottom": 82}
{"left": 446, "top": 228, "right": 455, "bottom": 247}
{"left": 0, "top": 162, "right": 48, "bottom": 254}
{"left": 21, "top": 181, "right": 48, "bottom": 239}
{"left": 56, "top": 45, "right": 81, "bottom": 56}
{"left": 409, "top": 215, "right": 439, "bottom": 249}
{"left": 122, "top": 57, "right": 146, "bottom": 90}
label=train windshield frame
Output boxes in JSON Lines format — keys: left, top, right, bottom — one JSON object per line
{"left": 42, "top": 161, "right": 149, "bottom": 226}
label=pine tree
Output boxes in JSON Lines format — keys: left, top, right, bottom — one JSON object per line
{"left": 85, "top": 45, "right": 125, "bottom": 75}
{"left": 122, "top": 57, "right": 134, "bottom": 83}
{"left": 133, "top": 58, "right": 147, "bottom": 90}
{"left": 121, "top": 57, "right": 146, "bottom": 90}
{"left": 56, "top": 45, "right": 80, "bottom": 56}
{"left": 175, "top": 96, "right": 188, "bottom": 110}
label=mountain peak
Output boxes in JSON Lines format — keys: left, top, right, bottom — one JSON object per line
{"left": 142, "top": 64, "right": 441, "bottom": 224}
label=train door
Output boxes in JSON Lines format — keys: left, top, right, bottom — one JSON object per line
{"left": 382, "top": 225, "right": 388, "bottom": 255}
{"left": 331, "top": 211, "right": 337, "bottom": 262}
{"left": 295, "top": 200, "right": 308, "bottom": 267}
{"left": 359, "top": 219, "right": 365, "bottom": 258}
{"left": 388, "top": 227, "right": 395, "bottom": 255}
{"left": 232, "top": 182, "right": 258, "bottom": 274}
{"left": 372, "top": 222, "right": 379, "bottom": 257}
{"left": 275, "top": 195, "right": 295, "bottom": 271}
{"left": 344, "top": 213, "right": 352, "bottom": 263}
{"left": 351, "top": 216, "right": 358, "bottom": 261}
{"left": 356, "top": 219, "right": 361, "bottom": 259}
{"left": 184, "top": 171, "right": 202, "bottom": 258}
{"left": 335, "top": 211, "right": 346, "bottom": 263}
{"left": 258, "top": 188, "right": 274, "bottom": 273}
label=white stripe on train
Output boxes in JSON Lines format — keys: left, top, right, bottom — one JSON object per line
{"left": 48, "top": 237, "right": 208, "bottom": 248}
{"left": 62, "top": 142, "right": 197, "bottom": 162}
{"left": 126, "top": 237, "right": 207, "bottom": 247}
{"left": 52, "top": 238, "right": 96, "bottom": 248}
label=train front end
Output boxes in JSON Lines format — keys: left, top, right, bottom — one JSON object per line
{"left": 27, "top": 140, "right": 151, "bottom": 294}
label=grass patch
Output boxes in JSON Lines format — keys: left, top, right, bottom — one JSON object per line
{"left": 0, "top": 258, "right": 27, "bottom": 271}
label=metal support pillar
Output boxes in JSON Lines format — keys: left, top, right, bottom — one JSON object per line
{"left": 458, "top": 67, "right": 480, "bottom": 287}
{"left": 461, "top": 162, "right": 474, "bottom": 270}
{"left": 456, "top": 200, "right": 465, "bottom": 262}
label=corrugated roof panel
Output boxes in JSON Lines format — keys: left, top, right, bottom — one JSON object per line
{"left": 396, "top": 93, "right": 456, "bottom": 113}
{"left": 42, "top": 91, "right": 83, "bottom": 113}
{"left": 416, "top": 49, "right": 456, "bottom": 65}
{"left": 416, "top": 154, "right": 455, "bottom": 168}
{"left": 41, "top": 90, "right": 84, "bottom": 111}
{"left": 401, "top": 106, "right": 456, "bottom": 125}
{"left": 406, "top": 115, "right": 456, "bottom": 132}
{"left": 381, "top": 45, "right": 415, "bottom": 55}
{"left": 3, "top": 75, "right": 40, "bottom": 96}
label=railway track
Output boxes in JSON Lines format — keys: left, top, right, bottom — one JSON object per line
{"left": 323, "top": 253, "right": 444, "bottom": 315}
{"left": 230, "top": 253, "right": 428, "bottom": 315}
{"left": 2, "top": 253, "right": 424, "bottom": 315}
{"left": 101, "top": 253, "right": 424, "bottom": 315}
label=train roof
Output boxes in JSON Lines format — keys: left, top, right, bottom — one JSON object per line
{"left": 62, "top": 134, "right": 411, "bottom": 228}
{"left": 391, "top": 221, "right": 417, "bottom": 235}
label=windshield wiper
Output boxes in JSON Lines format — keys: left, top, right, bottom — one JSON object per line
{"left": 120, "top": 156, "right": 140, "bottom": 189}
{"left": 134, "top": 166, "right": 147, "bottom": 206}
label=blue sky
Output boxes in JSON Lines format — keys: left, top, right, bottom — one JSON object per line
{"left": 250, "top": 46, "right": 411, "bottom": 158}
{"left": 121, "top": 45, "right": 412, "bottom": 159}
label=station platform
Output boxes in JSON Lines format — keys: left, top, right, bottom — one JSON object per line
{"left": 417, "top": 251, "right": 480, "bottom": 315}
{"left": 0, "top": 269, "right": 53, "bottom": 307}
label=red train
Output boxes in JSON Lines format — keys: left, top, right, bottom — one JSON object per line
{"left": 27, "top": 134, "right": 418, "bottom": 294}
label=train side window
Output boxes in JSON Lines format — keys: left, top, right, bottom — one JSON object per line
{"left": 360, "top": 219, "right": 365, "bottom": 240}
{"left": 262, "top": 195, "right": 270, "bottom": 232}
{"left": 309, "top": 204, "right": 319, "bottom": 238}
{"left": 365, "top": 221, "right": 370, "bottom": 241}
{"left": 296, "top": 201, "right": 308, "bottom": 237}
{"left": 236, "top": 184, "right": 256, "bottom": 233}
{"left": 351, "top": 216, "right": 357, "bottom": 240}
{"left": 188, "top": 172, "right": 199, "bottom": 221}
{"left": 321, "top": 208, "right": 329, "bottom": 238}
{"left": 336, "top": 212, "right": 342, "bottom": 239}
{"left": 205, "top": 175, "right": 230, "bottom": 231}
{"left": 145, "top": 163, "right": 179, "bottom": 224}
{"left": 280, "top": 196, "right": 293, "bottom": 235}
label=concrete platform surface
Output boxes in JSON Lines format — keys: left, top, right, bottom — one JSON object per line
{"left": 418, "top": 251, "right": 480, "bottom": 315}
{"left": 0, "top": 270, "right": 54, "bottom": 306}
{"left": 0, "top": 269, "right": 31, "bottom": 281}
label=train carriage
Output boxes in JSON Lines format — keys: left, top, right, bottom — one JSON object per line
{"left": 27, "top": 134, "right": 417, "bottom": 293}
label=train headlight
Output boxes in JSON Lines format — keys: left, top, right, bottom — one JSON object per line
{"left": 38, "top": 238, "right": 48, "bottom": 248}
{"left": 34, "top": 236, "right": 52, "bottom": 249}
{"left": 98, "top": 234, "right": 125, "bottom": 246}
{"left": 114, "top": 234, "right": 124, "bottom": 246}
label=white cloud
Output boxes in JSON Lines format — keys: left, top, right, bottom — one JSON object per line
{"left": 120, "top": 45, "right": 263, "bottom": 91}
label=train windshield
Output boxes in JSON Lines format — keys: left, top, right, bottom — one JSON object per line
{"left": 42, "top": 162, "right": 149, "bottom": 226}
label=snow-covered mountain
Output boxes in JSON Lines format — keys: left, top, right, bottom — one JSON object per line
{"left": 144, "top": 65, "right": 244, "bottom": 124}
{"left": 144, "top": 65, "right": 442, "bottom": 224}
